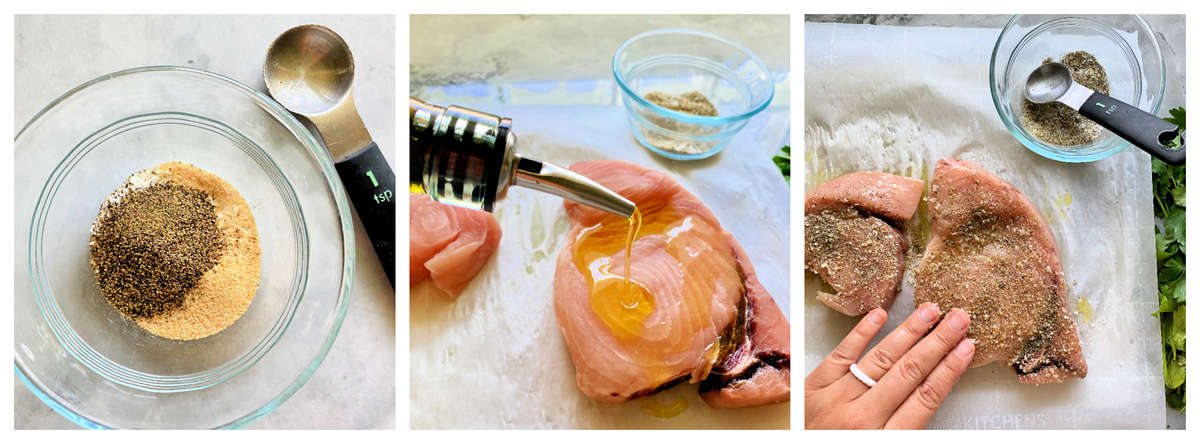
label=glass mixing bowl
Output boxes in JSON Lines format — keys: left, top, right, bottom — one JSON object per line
{"left": 15, "top": 66, "right": 354, "bottom": 429}
{"left": 990, "top": 15, "right": 1165, "bottom": 163}
{"left": 613, "top": 29, "right": 774, "bottom": 160}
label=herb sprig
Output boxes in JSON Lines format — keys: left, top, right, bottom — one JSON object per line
{"left": 1153, "top": 107, "right": 1186, "bottom": 412}
{"left": 773, "top": 145, "right": 790, "bottom": 184}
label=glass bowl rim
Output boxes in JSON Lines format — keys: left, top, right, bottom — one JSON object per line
{"left": 31, "top": 112, "right": 307, "bottom": 393}
{"left": 989, "top": 14, "right": 1165, "bottom": 163}
{"left": 14, "top": 65, "right": 356, "bottom": 429}
{"left": 612, "top": 28, "right": 775, "bottom": 125}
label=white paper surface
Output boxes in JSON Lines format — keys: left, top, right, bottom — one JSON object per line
{"left": 804, "top": 23, "right": 1164, "bottom": 429}
{"left": 411, "top": 104, "right": 791, "bottom": 429}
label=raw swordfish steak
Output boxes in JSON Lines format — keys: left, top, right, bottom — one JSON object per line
{"left": 915, "top": 158, "right": 1086, "bottom": 384}
{"left": 804, "top": 171, "right": 924, "bottom": 316}
{"left": 553, "top": 160, "right": 790, "bottom": 408}
{"left": 409, "top": 193, "right": 503, "bottom": 297}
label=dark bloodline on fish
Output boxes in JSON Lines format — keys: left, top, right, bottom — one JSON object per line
{"left": 698, "top": 271, "right": 791, "bottom": 395}
{"left": 709, "top": 291, "right": 751, "bottom": 377}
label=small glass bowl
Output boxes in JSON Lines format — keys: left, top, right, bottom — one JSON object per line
{"left": 990, "top": 14, "right": 1165, "bottom": 163}
{"left": 15, "top": 66, "right": 354, "bottom": 429}
{"left": 613, "top": 29, "right": 774, "bottom": 160}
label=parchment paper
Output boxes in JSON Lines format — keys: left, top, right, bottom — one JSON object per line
{"left": 411, "top": 104, "right": 791, "bottom": 429}
{"left": 804, "top": 23, "right": 1164, "bottom": 429}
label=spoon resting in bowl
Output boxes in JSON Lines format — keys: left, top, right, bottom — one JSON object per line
{"left": 1025, "top": 62, "right": 1184, "bottom": 165}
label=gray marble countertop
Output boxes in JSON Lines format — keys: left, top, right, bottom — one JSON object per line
{"left": 807, "top": 13, "right": 1186, "bottom": 431}
{"left": 14, "top": 15, "right": 395, "bottom": 429}
{"left": 411, "top": 14, "right": 790, "bottom": 107}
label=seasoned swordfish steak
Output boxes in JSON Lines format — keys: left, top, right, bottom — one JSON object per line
{"left": 409, "top": 193, "right": 503, "bottom": 297}
{"left": 553, "top": 160, "right": 789, "bottom": 408}
{"left": 915, "top": 158, "right": 1086, "bottom": 384}
{"left": 804, "top": 171, "right": 924, "bottom": 316}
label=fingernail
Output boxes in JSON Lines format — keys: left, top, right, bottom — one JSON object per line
{"left": 917, "top": 303, "right": 939, "bottom": 323}
{"left": 867, "top": 309, "right": 885, "bottom": 325}
{"left": 948, "top": 309, "right": 970, "bottom": 332}
{"left": 954, "top": 338, "right": 975, "bottom": 357}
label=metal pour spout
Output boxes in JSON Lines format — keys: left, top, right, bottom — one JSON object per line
{"left": 410, "top": 97, "right": 636, "bottom": 217}
{"left": 510, "top": 155, "right": 636, "bottom": 219}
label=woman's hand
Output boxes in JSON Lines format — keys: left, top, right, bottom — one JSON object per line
{"left": 805, "top": 302, "right": 975, "bottom": 429}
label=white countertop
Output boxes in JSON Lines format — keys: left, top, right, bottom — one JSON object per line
{"left": 14, "top": 14, "right": 395, "bottom": 429}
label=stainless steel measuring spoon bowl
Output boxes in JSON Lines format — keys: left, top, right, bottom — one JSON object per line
{"left": 266, "top": 24, "right": 396, "bottom": 286}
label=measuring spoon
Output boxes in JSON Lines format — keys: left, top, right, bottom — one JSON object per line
{"left": 1024, "top": 62, "right": 1184, "bottom": 165}
{"left": 265, "top": 24, "right": 395, "bottom": 286}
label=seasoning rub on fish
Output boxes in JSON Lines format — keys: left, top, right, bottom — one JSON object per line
{"left": 805, "top": 171, "right": 924, "bottom": 316}
{"left": 915, "top": 158, "right": 1086, "bottom": 384}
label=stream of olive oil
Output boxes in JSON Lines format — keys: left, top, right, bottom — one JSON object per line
{"left": 623, "top": 208, "right": 642, "bottom": 301}
{"left": 574, "top": 207, "right": 653, "bottom": 343}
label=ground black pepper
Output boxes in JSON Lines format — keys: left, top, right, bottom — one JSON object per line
{"left": 89, "top": 182, "right": 225, "bottom": 319}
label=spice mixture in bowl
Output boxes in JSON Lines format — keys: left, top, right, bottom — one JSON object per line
{"left": 15, "top": 66, "right": 354, "bottom": 429}
{"left": 89, "top": 162, "right": 261, "bottom": 340}
{"left": 613, "top": 29, "right": 774, "bottom": 160}
{"left": 990, "top": 15, "right": 1165, "bottom": 163}
{"left": 1019, "top": 50, "right": 1111, "bottom": 146}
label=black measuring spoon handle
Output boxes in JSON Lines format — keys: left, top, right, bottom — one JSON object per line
{"left": 335, "top": 142, "right": 396, "bottom": 287}
{"left": 1079, "top": 91, "right": 1185, "bottom": 165}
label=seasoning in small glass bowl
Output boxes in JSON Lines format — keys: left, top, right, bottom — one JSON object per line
{"left": 613, "top": 29, "right": 774, "bottom": 160}
{"left": 990, "top": 14, "right": 1165, "bottom": 163}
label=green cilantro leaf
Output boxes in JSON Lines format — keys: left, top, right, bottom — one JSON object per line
{"left": 1165, "top": 107, "right": 1186, "bottom": 131}
{"left": 1166, "top": 210, "right": 1186, "bottom": 246}
{"left": 773, "top": 145, "right": 790, "bottom": 184}
{"left": 1156, "top": 232, "right": 1178, "bottom": 263}
{"left": 1165, "top": 355, "right": 1186, "bottom": 389}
